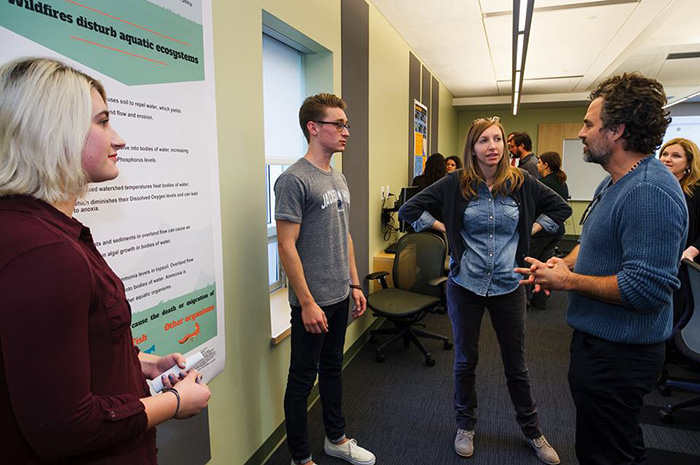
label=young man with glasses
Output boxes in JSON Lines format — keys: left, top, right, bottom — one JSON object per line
{"left": 275, "top": 93, "right": 375, "bottom": 465}
{"left": 516, "top": 73, "right": 687, "bottom": 464}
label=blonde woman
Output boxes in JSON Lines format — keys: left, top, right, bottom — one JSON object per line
{"left": 400, "top": 117, "right": 570, "bottom": 464}
{"left": 660, "top": 137, "right": 700, "bottom": 327}
{"left": 0, "top": 58, "right": 210, "bottom": 463}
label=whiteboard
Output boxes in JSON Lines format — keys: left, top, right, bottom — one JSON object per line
{"left": 562, "top": 139, "right": 609, "bottom": 201}
{"left": 660, "top": 116, "right": 700, "bottom": 155}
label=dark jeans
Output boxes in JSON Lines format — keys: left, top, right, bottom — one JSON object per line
{"left": 527, "top": 234, "right": 562, "bottom": 309}
{"left": 446, "top": 280, "right": 542, "bottom": 438}
{"left": 284, "top": 298, "right": 349, "bottom": 462}
{"left": 569, "top": 330, "right": 665, "bottom": 465}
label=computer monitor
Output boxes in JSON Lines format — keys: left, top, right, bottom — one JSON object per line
{"left": 397, "top": 186, "right": 420, "bottom": 233}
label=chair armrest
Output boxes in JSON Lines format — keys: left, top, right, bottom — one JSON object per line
{"left": 366, "top": 271, "right": 389, "bottom": 281}
{"left": 365, "top": 271, "right": 389, "bottom": 290}
{"left": 427, "top": 276, "right": 448, "bottom": 287}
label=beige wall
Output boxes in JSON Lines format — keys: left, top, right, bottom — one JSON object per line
{"left": 456, "top": 105, "right": 587, "bottom": 156}
{"left": 438, "top": 83, "right": 459, "bottom": 158}
{"left": 209, "top": 1, "right": 457, "bottom": 463}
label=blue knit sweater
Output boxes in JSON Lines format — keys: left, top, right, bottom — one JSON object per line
{"left": 567, "top": 156, "right": 688, "bottom": 344}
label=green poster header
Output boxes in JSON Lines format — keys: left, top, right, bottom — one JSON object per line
{"left": 1, "top": 0, "right": 204, "bottom": 85}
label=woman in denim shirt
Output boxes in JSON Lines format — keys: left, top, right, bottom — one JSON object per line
{"left": 399, "top": 117, "right": 571, "bottom": 464}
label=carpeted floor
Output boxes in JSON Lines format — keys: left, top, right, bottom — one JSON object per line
{"left": 265, "top": 291, "right": 700, "bottom": 464}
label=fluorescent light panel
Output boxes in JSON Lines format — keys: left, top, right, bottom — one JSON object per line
{"left": 516, "top": 34, "right": 524, "bottom": 68}
{"left": 512, "top": 0, "right": 533, "bottom": 116}
{"left": 664, "top": 89, "right": 700, "bottom": 109}
{"left": 519, "top": 0, "right": 528, "bottom": 31}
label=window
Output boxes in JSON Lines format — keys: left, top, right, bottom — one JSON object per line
{"left": 260, "top": 13, "right": 333, "bottom": 342}
{"left": 262, "top": 34, "right": 306, "bottom": 293}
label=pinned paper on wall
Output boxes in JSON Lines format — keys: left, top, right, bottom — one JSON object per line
{"left": 413, "top": 100, "right": 428, "bottom": 178}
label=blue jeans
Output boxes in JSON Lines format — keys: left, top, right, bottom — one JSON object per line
{"left": 284, "top": 298, "right": 349, "bottom": 462}
{"left": 446, "top": 279, "right": 541, "bottom": 438}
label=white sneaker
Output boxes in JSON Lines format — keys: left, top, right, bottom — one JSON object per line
{"left": 324, "top": 437, "right": 376, "bottom": 465}
{"left": 454, "top": 429, "right": 475, "bottom": 457}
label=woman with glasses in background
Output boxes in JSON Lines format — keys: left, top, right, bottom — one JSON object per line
{"left": 659, "top": 138, "right": 700, "bottom": 328}
{"left": 400, "top": 117, "right": 570, "bottom": 465}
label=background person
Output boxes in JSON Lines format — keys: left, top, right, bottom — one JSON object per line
{"left": 508, "top": 132, "right": 539, "bottom": 178}
{"left": 412, "top": 152, "right": 447, "bottom": 191}
{"left": 446, "top": 155, "right": 463, "bottom": 173}
{"left": 528, "top": 151, "right": 570, "bottom": 309}
{"left": 0, "top": 57, "right": 210, "bottom": 464}
{"left": 659, "top": 137, "right": 700, "bottom": 327}
{"left": 400, "top": 116, "right": 570, "bottom": 465}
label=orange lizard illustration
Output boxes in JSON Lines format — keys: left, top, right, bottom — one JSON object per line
{"left": 178, "top": 322, "right": 200, "bottom": 344}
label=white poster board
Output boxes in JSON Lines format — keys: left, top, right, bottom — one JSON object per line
{"left": 0, "top": 0, "right": 225, "bottom": 382}
{"left": 562, "top": 138, "right": 609, "bottom": 201}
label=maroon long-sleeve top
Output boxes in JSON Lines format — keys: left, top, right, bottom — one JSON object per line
{"left": 0, "top": 196, "right": 156, "bottom": 464}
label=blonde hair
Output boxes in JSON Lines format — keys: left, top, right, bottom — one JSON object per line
{"left": 661, "top": 138, "right": 700, "bottom": 196}
{"left": 460, "top": 117, "right": 523, "bottom": 200}
{"left": 0, "top": 57, "right": 105, "bottom": 203}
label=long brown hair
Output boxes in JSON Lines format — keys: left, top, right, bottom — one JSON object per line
{"left": 460, "top": 117, "right": 523, "bottom": 200}
{"left": 660, "top": 138, "right": 700, "bottom": 196}
{"left": 539, "top": 151, "right": 567, "bottom": 184}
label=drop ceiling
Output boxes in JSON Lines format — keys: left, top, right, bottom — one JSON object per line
{"left": 370, "top": 0, "right": 700, "bottom": 108}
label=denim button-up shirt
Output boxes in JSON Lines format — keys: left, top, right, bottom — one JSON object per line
{"left": 412, "top": 183, "right": 559, "bottom": 297}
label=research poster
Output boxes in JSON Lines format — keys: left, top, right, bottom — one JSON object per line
{"left": 413, "top": 100, "right": 428, "bottom": 179}
{"left": 0, "top": 0, "right": 225, "bottom": 382}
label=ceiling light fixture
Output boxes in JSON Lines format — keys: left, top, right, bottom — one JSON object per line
{"left": 663, "top": 88, "right": 700, "bottom": 109}
{"left": 512, "top": 0, "right": 534, "bottom": 116}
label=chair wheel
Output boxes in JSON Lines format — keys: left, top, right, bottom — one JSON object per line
{"left": 369, "top": 336, "right": 378, "bottom": 344}
{"left": 444, "top": 341, "right": 453, "bottom": 350}
{"left": 375, "top": 354, "right": 385, "bottom": 363}
{"left": 425, "top": 357, "right": 436, "bottom": 367}
{"left": 658, "top": 406, "right": 674, "bottom": 423}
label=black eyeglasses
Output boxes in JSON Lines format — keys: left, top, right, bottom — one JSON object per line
{"left": 314, "top": 121, "right": 350, "bottom": 132}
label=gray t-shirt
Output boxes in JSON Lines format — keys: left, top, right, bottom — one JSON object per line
{"left": 274, "top": 158, "right": 351, "bottom": 307}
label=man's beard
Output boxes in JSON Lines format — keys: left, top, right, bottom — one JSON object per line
{"left": 583, "top": 139, "right": 612, "bottom": 165}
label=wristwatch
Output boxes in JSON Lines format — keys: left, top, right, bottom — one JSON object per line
{"left": 349, "top": 284, "right": 362, "bottom": 290}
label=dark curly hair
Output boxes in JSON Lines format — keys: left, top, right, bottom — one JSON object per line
{"left": 511, "top": 132, "right": 532, "bottom": 151}
{"left": 446, "top": 155, "right": 463, "bottom": 170}
{"left": 590, "top": 73, "right": 670, "bottom": 155}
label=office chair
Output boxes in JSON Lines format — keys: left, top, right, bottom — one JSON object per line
{"left": 365, "top": 232, "right": 452, "bottom": 366}
{"left": 658, "top": 259, "right": 700, "bottom": 423}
